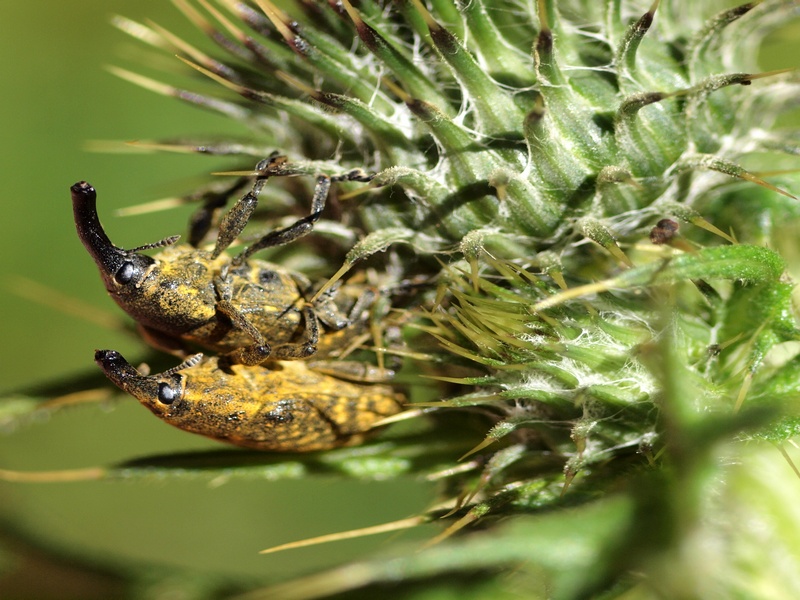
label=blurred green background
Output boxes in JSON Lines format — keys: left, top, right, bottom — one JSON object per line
{"left": 0, "top": 1, "right": 435, "bottom": 597}
{"left": 0, "top": 1, "right": 798, "bottom": 597}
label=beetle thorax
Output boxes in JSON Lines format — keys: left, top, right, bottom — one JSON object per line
{"left": 114, "top": 246, "right": 224, "bottom": 332}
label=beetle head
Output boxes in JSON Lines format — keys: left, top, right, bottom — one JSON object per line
{"left": 94, "top": 349, "right": 197, "bottom": 417}
{"left": 71, "top": 181, "right": 180, "bottom": 312}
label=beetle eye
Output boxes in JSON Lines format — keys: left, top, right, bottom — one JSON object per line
{"left": 115, "top": 261, "right": 137, "bottom": 285}
{"left": 157, "top": 382, "right": 179, "bottom": 405}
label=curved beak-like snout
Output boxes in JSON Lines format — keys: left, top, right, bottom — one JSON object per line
{"left": 94, "top": 349, "right": 160, "bottom": 404}
{"left": 71, "top": 182, "right": 129, "bottom": 289}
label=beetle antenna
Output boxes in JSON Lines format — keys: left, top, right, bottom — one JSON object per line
{"left": 126, "top": 235, "right": 181, "bottom": 253}
{"left": 162, "top": 353, "right": 204, "bottom": 376}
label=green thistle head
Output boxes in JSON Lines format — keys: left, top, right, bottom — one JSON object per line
{"left": 113, "top": 0, "right": 797, "bottom": 247}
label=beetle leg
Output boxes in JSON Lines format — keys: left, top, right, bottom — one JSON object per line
{"left": 271, "top": 305, "right": 319, "bottom": 360}
{"left": 188, "top": 177, "right": 251, "bottom": 248}
{"left": 330, "top": 168, "right": 374, "bottom": 185}
{"left": 346, "top": 287, "right": 377, "bottom": 322}
{"left": 212, "top": 266, "right": 272, "bottom": 366}
{"left": 232, "top": 174, "right": 330, "bottom": 266}
{"left": 291, "top": 270, "right": 347, "bottom": 331}
{"left": 306, "top": 359, "right": 396, "bottom": 383}
{"left": 210, "top": 190, "right": 259, "bottom": 259}
{"left": 213, "top": 269, "right": 318, "bottom": 364}
{"left": 293, "top": 268, "right": 377, "bottom": 333}
{"left": 232, "top": 168, "right": 375, "bottom": 266}
{"left": 137, "top": 323, "right": 193, "bottom": 358}
{"left": 215, "top": 298, "right": 273, "bottom": 366}
{"left": 312, "top": 294, "right": 350, "bottom": 330}
{"left": 210, "top": 155, "right": 288, "bottom": 258}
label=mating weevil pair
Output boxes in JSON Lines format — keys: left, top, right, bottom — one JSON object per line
{"left": 73, "top": 156, "right": 404, "bottom": 450}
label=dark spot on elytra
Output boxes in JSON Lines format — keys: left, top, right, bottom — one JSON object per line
{"left": 264, "top": 399, "right": 295, "bottom": 424}
{"left": 259, "top": 269, "right": 280, "bottom": 285}
{"left": 226, "top": 411, "right": 246, "bottom": 423}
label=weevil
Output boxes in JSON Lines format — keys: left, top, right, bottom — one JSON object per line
{"left": 72, "top": 157, "right": 376, "bottom": 366}
{"left": 94, "top": 350, "right": 404, "bottom": 451}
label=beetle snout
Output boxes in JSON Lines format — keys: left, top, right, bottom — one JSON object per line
{"left": 94, "top": 349, "right": 140, "bottom": 382}
{"left": 71, "top": 181, "right": 95, "bottom": 196}
{"left": 72, "top": 181, "right": 128, "bottom": 278}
